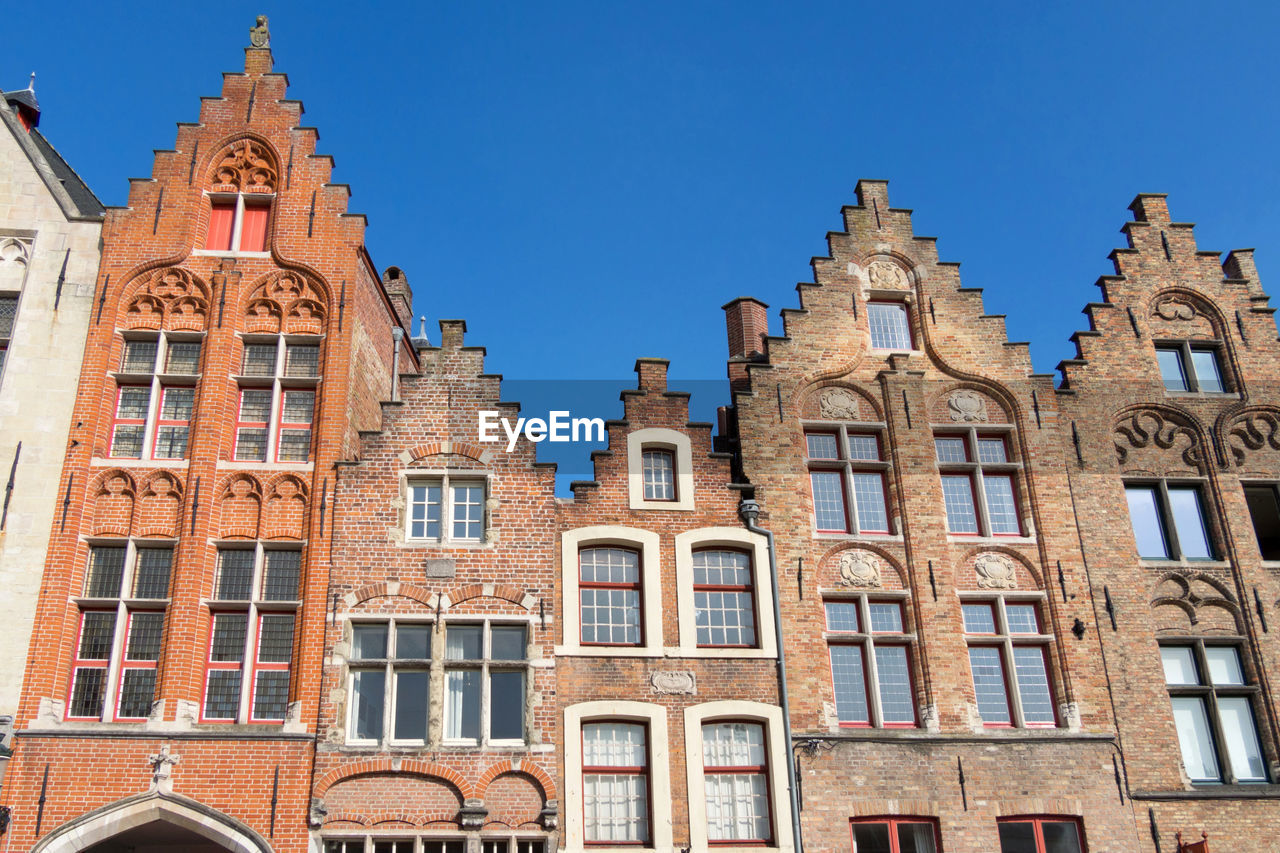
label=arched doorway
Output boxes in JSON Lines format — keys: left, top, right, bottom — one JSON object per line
{"left": 33, "top": 792, "right": 273, "bottom": 853}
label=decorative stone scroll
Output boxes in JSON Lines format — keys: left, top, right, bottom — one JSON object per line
{"left": 838, "top": 550, "right": 883, "bottom": 588}
{"left": 819, "top": 387, "right": 861, "bottom": 420}
{"left": 650, "top": 671, "right": 697, "bottom": 695}
{"left": 1228, "top": 410, "right": 1280, "bottom": 468}
{"left": 947, "top": 390, "right": 987, "bottom": 423}
{"left": 1153, "top": 299, "right": 1196, "bottom": 321}
{"left": 1114, "top": 410, "right": 1201, "bottom": 471}
{"left": 974, "top": 552, "right": 1017, "bottom": 590}
{"left": 868, "top": 261, "right": 909, "bottom": 290}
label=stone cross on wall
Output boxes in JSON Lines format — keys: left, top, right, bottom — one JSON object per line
{"left": 147, "top": 745, "right": 181, "bottom": 792}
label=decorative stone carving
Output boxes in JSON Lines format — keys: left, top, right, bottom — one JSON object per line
{"left": 838, "top": 550, "right": 883, "bottom": 588}
{"left": 308, "top": 798, "right": 328, "bottom": 829}
{"left": 919, "top": 703, "right": 940, "bottom": 733}
{"left": 540, "top": 800, "right": 560, "bottom": 830}
{"left": 1060, "top": 701, "right": 1082, "bottom": 733}
{"left": 147, "top": 746, "right": 181, "bottom": 792}
{"left": 974, "top": 552, "right": 1018, "bottom": 590}
{"left": 210, "top": 138, "right": 278, "bottom": 193}
{"left": 249, "top": 15, "right": 270, "bottom": 48}
{"left": 0, "top": 237, "right": 30, "bottom": 291}
{"left": 868, "top": 260, "right": 908, "bottom": 289}
{"left": 947, "top": 390, "right": 987, "bottom": 423}
{"left": 1151, "top": 571, "right": 1239, "bottom": 628}
{"left": 1114, "top": 410, "right": 1201, "bottom": 470}
{"left": 458, "top": 799, "right": 489, "bottom": 829}
{"left": 650, "top": 671, "right": 697, "bottom": 695}
{"left": 819, "top": 387, "right": 860, "bottom": 420}
{"left": 122, "top": 267, "right": 211, "bottom": 332}
{"left": 244, "top": 270, "right": 328, "bottom": 335}
{"left": 1228, "top": 410, "right": 1280, "bottom": 467}
{"left": 1153, "top": 299, "right": 1196, "bottom": 321}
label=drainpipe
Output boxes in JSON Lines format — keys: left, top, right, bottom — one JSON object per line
{"left": 390, "top": 327, "right": 404, "bottom": 402}
{"left": 739, "top": 497, "right": 803, "bottom": 853}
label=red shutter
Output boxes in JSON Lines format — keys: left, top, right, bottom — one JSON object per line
{"left": 207, "top": 202, "right": 236, "bottom": 251}
{"left": 239, "top": 203, "right": 270, "bottom": 252}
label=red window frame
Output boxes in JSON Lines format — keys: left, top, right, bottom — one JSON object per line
{"left": 641, "top": 447, "right": 677, "bottom": 501}
{"left": 940, "top": 472, "right": 981, "bottom": 536}
{"left": 579, "top": 547, "right": 644, "bottom": 647}
{"left": 828, "top": 640, "right": 873, "bottom": 727}
{"left": 114, "top": 610, "right": 161, "bottom": 721}
{"left": 275, "top": 389, "right": 314, "bottom": 463}
{"left": 110, "top": 384, "right": 151, "bottom": 459}
{"left": 982, "top": 472, "right": 1024, "bottom": 537}
{"left": 702, "top": 720, "right": 773, "bottom": 845}
{"left": 201, "top": 612, "right": 247, "bottom": 722}
{"left": 809, "top": 469, "right": 851, "bottom": 533}
{"left": 152, "top": 385, "right": 193, "bottom": 459}
{"left": 692, "top": 548, "right": 757, "bottom": 649}
{"left": 827, "top": 600, "right": 918, "bottom": 729}
{"left": 963, "top": 601, "right": 1059, "bottom": 729}
{"left": 582, "top": 721, "right": 651, "bottom": 846}
{"left": 850, "top": 816, "right": 941, "bottom": 853}
{"left": 206, "top": 199, "right": 236, "bottom": 251}
{"left": 996, "top": 815, "right": 1086, "bottom": 853}
{"left": 249, "top": 612, "right": 293, "bottom": 723}
{"left": 866, "top": 300, "right": 916, "bottom": 350}
{"left": 66, "top": 609, "right": 115, "bottom": 721}
{"left": 235, "top": 387, "right": 272, "bottom": 462}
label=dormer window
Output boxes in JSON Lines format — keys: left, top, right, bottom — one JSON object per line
{"left": 1156, "top": 342, "right": 1226, "bottom": 394}
{"left": 206, "top": 194, "right": 271, "bottom": 253}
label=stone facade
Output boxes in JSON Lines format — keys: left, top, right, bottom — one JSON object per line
{"left": 0, "top": 84, "right": 103, "bottom": 767}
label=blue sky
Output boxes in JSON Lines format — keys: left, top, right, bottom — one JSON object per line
{"left": 9, "top": 1, "right": 1278, "bottom": 481}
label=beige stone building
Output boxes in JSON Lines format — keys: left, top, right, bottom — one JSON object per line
{"left": 0, "top": 80, "right": 103, "bottom": 762}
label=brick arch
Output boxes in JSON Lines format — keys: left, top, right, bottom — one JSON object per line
{"left": 349, "top": 582, "right": 436, "bottom": 607}
{"left": 214, "top": 472, "right": 263, "bottom": 539}
{"left": 816, "top": 542, "right": 908, "bottom": 591}
{"left": 956, "top": 545, "right": 1044, "bottom": 590}
{"left": 204, "top": 133, "right": 280, "bottom": 193}
{"left": 476, "top": 760, "right": 558, "bottom": 801}
{"left": 314, "top": 759, "right": 473, "bottom": 799}
{"left": 89, "top": 468, "right": 137, "bottom": 537}
{"left": 241, "top": 269, "right": 329, "bottom": 335}
{"left": 445, "top": 583, "right": 533, "bottom": 610}
{"left": 118, "top": 266, "right": 212, "bottom": 332}
{"left": 136, "top": 471, "right": 184, "bottom": 538}
{"left": 261, "top": 473, "right": 309, "bottom": 540}
{"left": 1113, "top": 402, "right": 1208, "bottom": 475}
{"left": 797, "top": 381, "right": 884, "bottom": 422}
{"left": 928, "top": 381, "right": 1014, "bottom": 425}
{"left": 404, "top": 441, "right": 490, "bottom": 464}
{"left": 1147, "top": 287, "right": 1229, "bottom": 340}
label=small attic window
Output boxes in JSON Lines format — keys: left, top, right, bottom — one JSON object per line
{"left": 206, "top": 194, "right": 271, "bottom": 253}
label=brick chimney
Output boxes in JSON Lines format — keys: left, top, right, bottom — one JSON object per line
{"left": 382, "top": 266, "right": 414, "bottom": 328}
{"left": 723, "top": 297, "right": 768, "bottom": 391}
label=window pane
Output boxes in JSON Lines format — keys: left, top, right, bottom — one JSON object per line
{"left": 581, "top": 548, "right": 639, "bottom": 584}
{"left": 395, "top": 624, "right": 431, "bottom": 660}
{"left": 284, "top": 343, "right": 320, "bottom": 377}
{"left": 116, "top": 386, "right": 151, "bottom": 419}
{"left": 235, "top": 427, "right": 268, "bottom": 461}
{"left": 806, "top": 433, "right": 839, "bottom": 460}
{"left": 703, "top": 722, "right": 766, "bottom": 766}
{"left": 852, "top": 823, "right": 893, "bottom": 853}
{"left": 444, "top": 669, "right": 480, "bottom": 739}
{"left": 409, "top": 484, "right": 442, "bottom": 539}
{"left": 238, "top": 388, "right": 273, "bottom": 421}
{"left": 968, "top": 646, "right": 1011, "bottom": 724}
{"left": 489, "top": 670, "right": 525, "bottom": 740}
{"left": 962, "top": 603, "right": 996, "bottom": 634}
{"left": 580, "top": 587, "right": 641, "bottom": 645}
{"left": 1160, "top": 646, "right": 1199, "bottom": 685}
{"left": 111, "top": 424, "right": 145, "bottom": 458}
{"left": 491, "top": 625, "right": 526, "bottom": 660}
{"left": 451, "top": 484, "right": 483, "bottom": 539}
{"left": 122, "top": 340, "right": 158, "bottom": 373}
{"left": 1040, "top": 821, "right": 1083, "bottom": 853}
{"left": 351, "top": 669, "right": 385, "bottom": 740}
{"left": 704, "top": 772, "right": 768, "bottom": 841}
{"left": 243, "top": 344, "right": 277, "bottom": 376}
{"left": 85, "top": 546, "right": 126, "bottom": 598}
{"left": 934, "top": 437, "right": 968, "bottom": 463}
{"left": 0, "top": 296, "right": 14, "bottom": 339}
{"left": 160, "top": 387, "right": 194, "bottom": 419}
{"left": 852, "top": 472, "right": 889, "bottom": 532}
{"left": 1168, "top": 486, "right": 1213, "bottom": 559}
{"left": 125, "top": 612, "right": 164, "bottom": 660}
{"left": 1170, "top": 696, "right": 1220, "bottom": 782}
{"left": 829, "top": 644, "right": 869, "bottom": 723}
{"left": 445, "top": 625, "right": 482, "bottom": 660}
{"left": 262, "top": 550, "right": 301, "bottom": 600}
{"left": 207, "top": 201, "right": 235, "bottom": 251}
{"left": 1005, "top": 603, "right": 1039, "bottom": 634}
{"left": 584, "top": 772, "right": 649, "bottom": 843}
{"left": 693, "top": 550, "right": 752, "bottom": 587}
{"left": 351, "top": 624, "right": 388, "bottom": 660}
{"left": 204, "top": 670, "right": 242, "bottom": 719}
{"left": 1218, "top": 696, "right": 1267, "bottom": 782}
{"left": 69, "top": 667, "right": 107, "bottom": 718}
{"left": 1012, "top": 646, "right": 1055, "bottom": 725}
{"left": 810, "top": 470, "right": 848, "bottom": 532}
{"left": 153, "top": 425, "right": 189, "bottom": 459}
{"left": 875, "top": 645, "right": 915, "bottom": 724}
{"left": 78, "top": 612, "right": 116, "bottom": 660}
{"left": 868, "top": 602, "right": 903, "bottom": 633}
{"left": 847, "top": 434, "right": 881, "bottom": 461}
{"left": 277, "top": 429, "right": 312, "bottom": 462}
{"left": 1157, "top": 347, "right": 1188, "bottom": 391}
{"left": 983, "top": 474, "right": 1020, "bottom": 534}
{"left": 257, "top": 615, "right": 294, "bottom": 663}
{"left": 214, "top": 550, "right": 255, "bottom": 600}
{"left": 1125, "top": 486, "right": 1169, "bottom": 559}
{"left": 977, "top": 437, "right": 1008, "bottom": 464}
{"left": 941, "top": 475, "right": 979, "bottom": 534}
{"left": 997, "top": 822, "right": 1038, "bottom": 853}
{"left": 117, "top": 669, "right": 157, "bottom": 719}
{"left": 252, "top": 670, "right": 290, "bottom": 720}
{"left": 393, "top": 670, "right": 428, "bottom": 741}
{"left": 1244, "top": 485, "right": 1280, "bottom": 561}
{"left": 165, "top": 341, "right": 202, "bottom": 374}
{"left": 695, "top": 590, "right": 757, "bottom": 647}
{"left": 868, "top": 302, "right": 911, "bottom": 349}
{"left": 210, "top": 614, "right": 248, "bottom": 661}
{"left": 642, "top": 449, "right": 675, "bottom": 500}
{"left": 282, "top": 390, "right": 314, "bottom": 423}
{"left": 239, "top": 202, "right": 269, "bottom": 251}
{"left": 825, "top": 601, "right": 860, "bottom": 632}
{"left": 1190, "top": 349, "right": 1224, "bottom": 393}
{"left": 897, "top": 823, "right": 939, "bottom": 853}
{"left": 1205, "top": 646, "right": 1245, "bottom": 686}
{"left": 584, "top": 722, "right": 647, "bottom": 766}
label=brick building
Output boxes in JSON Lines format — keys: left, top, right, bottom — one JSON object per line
{"left": 0, "top": 78, "right": 103, "bottom": 773}
{"left": 1058, "top": 194, "right": 1280, "bottom": 852}
{"left": 556, "top": 359, "right": 792, "bottom": 853}
{"left": 0, "top": 21, "right": 413, "bottom": 852}
{"left": 718, "top": 181, "right": 1142, "bottom": 852}
{"left": 311, "top": 316, "right": 561, "bottom": 852}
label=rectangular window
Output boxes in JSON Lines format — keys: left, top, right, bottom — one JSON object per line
{"left": 164, "top": 341, "right": 202, "bottom": 374}
{"left": 243, "top": 343, "right": 278, "bottom": 376}
{"left": 806, "top": 428, "right": 892, "bottom": 536}
{"left": 580, "top": 547, "right": 642, "bottom": 646}
{"left": 152, "top": 386, "right": 194, "bottom": 459}
{"left": 131, "top": 547, "right": 173, "bottom": 599}
{"left": 997, "top": 817, "right": 1084, "bottom": 853}
{"left": 110, "top": 386, "right": 151, "bottom": 458}
{"left": 207, "top": 200, "right": 236, "bottom": 251}
{"left": 206, "top": 195, "right": 272, "bottom": 252}
{"left": 0, "top": 295, "right": 18, "bottom": 379}
{"left": 276, "top": 390, "right": 314, "bottom": 462}
{"left": 406, "top": 477, "right": 486, "bottom": 543}
{"left": 261, "top": 550, "right": 301, "bottom": 601}
{"left": 239, "top": 200, "right": 270, "bottom": 252}
{"left": 810, "top": 470, "right": 850, "bottom": 533}
{"left": 826, "top": 598, "right": 916, "bottom": 727}
{"left": 941, "top": 475, "right": 979, "bottom": 534}
{"left": 122, "top": 339, "right": 159, "bottom": 374}
{"left": 204, "top": 613, "right": 247, "bottom": 720}
{"left": 85, "top": 545, "right": 127, "bottom": 598}
{"left": 284, "top": 343, "right": 320, "bottom": 377}
{"left": 851, "top": 818, "right": 939, "bottom": 853}
{"left": 583, "top": 722, "right": 649, "bottom": 844}
{"left": 963, "top": 597, "right": 1056, "bottom": 728}
{"left": 867, "top": 302, "right": 913, "bottom": 350}
{"left": 1161, "top": 643, "right": 1267, "bottom": 783}
{"left": 68, "top": 610, "right": 115, "bottom": 719}
{"left": 1244, "top": 484, "right": 1280, "bottom": 561}
{"left": 937, "top": 430, "right": 1023, "bottom": 536}
{"left": 443, "top": 622, "right": 528, "bottom": 744}
{"left": 251, "top": 613, "right": 294, "bottom": 721}
{"left": 235, "top": 388, "right": 272, "bottom": 461}
{"left": 1157, "top": 342, "right": 1227, "bottom": 394}
{"left": 116, "top": 610, "right": 162, "bottom": 720}
{"left": 692, "top": 549, "right": 756, "bottom": 647}
{"left": 703, "top": 722, "right": 771, "bottom": 843}
{"left": 1125, "top": 482, "right": 1214, "bottom": 561}
{"left": 642, "top": 448, "right": 676, "bottom": 501}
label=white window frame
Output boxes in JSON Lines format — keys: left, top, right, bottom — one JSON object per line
{"left": 626, "top": 428, "right": 694, "bottom": 511}
{"left": 345, "top": 617, "right": 434, "bottom": 747}
{"left": 683, "top": 701, "right": 795, "bottom": 853}
{"left": 441, "top": 618, "right": 531, "bottom": 747}
{"left": 672, "top": 528, "right": 776, "bottom": 658}
{"left": 404, "top": 473, "right": 488, "bottom": 545}
{"left": 563, "top": 701, "right": 673, "bottom": 853}
{"left": 559, "top": 526, "right": 662, "bottom": 656}
{"left": 108, "top": 331, "right": 204, "bottom": 462}
{"left": 866, "top": 300, "right": 915, "bottom": 352}
{"left": 231, "top": 333, "right": 321, "bottom": 466}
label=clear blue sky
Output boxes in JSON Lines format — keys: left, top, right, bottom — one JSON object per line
{"left": 9, "top": 1, "right": 1278, "bottom": 481}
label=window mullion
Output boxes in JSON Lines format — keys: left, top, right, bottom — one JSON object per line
{"left": 1157, "top": 481, "right": 1186, "bottom": 559}
{"left": 843, "top": 463, "right": 859, "bottom": 534}
{"left": 231, "top": 193, "right": 246, "bottom": 252}
{"left": 1181, "top": 342, "right": 1200, "bottom": 393}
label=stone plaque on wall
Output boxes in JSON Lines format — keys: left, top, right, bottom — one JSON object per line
{"left": 425, "top": 558, "right": 456, "bottom": 579}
